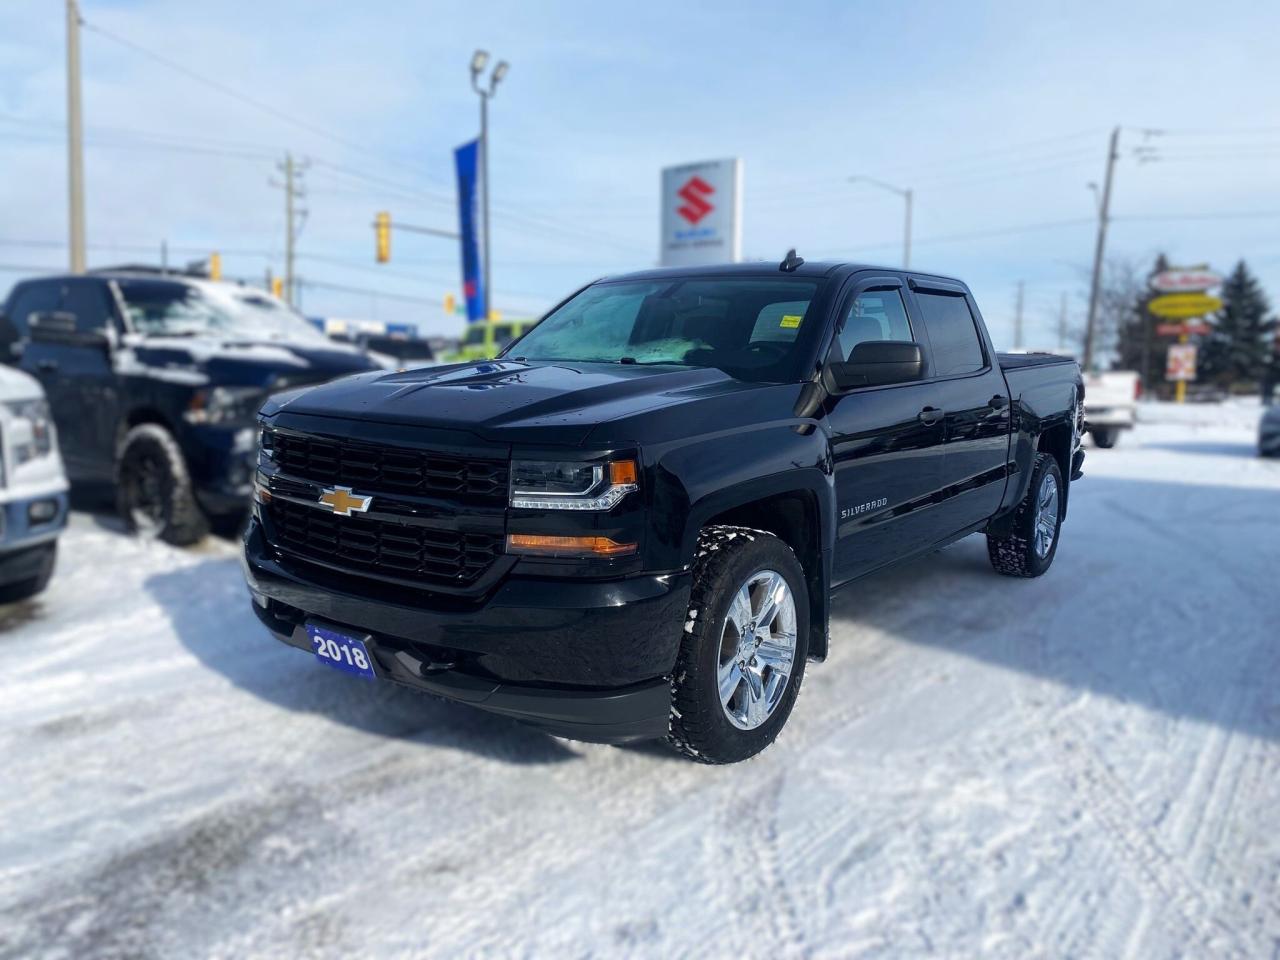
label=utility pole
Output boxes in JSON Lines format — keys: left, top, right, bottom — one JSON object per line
{"left": 1014, "top": 281, "right": 1025, "bottom": 350}
{"left": 1057, "top": 292, "right": 1068, "bottom": 352}
{"left": 272, "top": 153, "right": 308, "bottom": 305}
{"left": 65, "top": 0, "right": 86, "bottom": 274}
{"left": 1083, "top": 126, "right": 1120, "bottom": 373}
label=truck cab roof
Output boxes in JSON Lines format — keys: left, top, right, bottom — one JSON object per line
{"left": 597, "top": 259, "right": 969, "bottom": 290}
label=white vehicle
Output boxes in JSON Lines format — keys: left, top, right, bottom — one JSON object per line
{"left": 1083, "top": 370, "right": 1141, "bottom": 448}
{"left": 0, "top": 366, "right": 67, "bottom": 600}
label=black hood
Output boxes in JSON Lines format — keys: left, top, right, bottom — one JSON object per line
{"left": 123, "top": 336, "right": 378, "bottom": 389}
{"left": 263, "top": 359, "right": 765, "bottom": 446}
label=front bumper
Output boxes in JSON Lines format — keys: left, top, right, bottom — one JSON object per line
{"left": 184, "top": 424, "right": 258, "bottom": 515}
{"left": 0, "top": 489, "right": 68, "bottom": 550}
{"left": 242, "top": 518, "right": 689, "bottom": 742}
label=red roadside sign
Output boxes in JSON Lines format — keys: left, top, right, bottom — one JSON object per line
{"left": 1156, "top": 322, "right": 1211, "bottom": 336}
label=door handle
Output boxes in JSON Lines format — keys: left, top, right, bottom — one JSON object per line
{"left": 918, "top": 406, "right": 943, "bottom": 425}
{"left": 36, "top": 359, "right": 58, "bottom": 373}
{"left": 988, "top": 394, "right": 1009, "bottom": 410}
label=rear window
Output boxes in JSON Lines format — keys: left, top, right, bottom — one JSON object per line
{"left": 4, "top": 281, "right": 61, "bottom": 338}
{"left": 915, "top": 291, "right": 985, "bottom": 376}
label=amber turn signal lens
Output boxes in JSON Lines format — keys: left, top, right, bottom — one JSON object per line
{"left": 506, "top": 534, "right": 636, "bottom": 557}
{"left": 608, "top": 459, "right": 638, "bottom": 486}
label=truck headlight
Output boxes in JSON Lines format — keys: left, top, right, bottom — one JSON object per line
{"left": 184, "top": 386, "right": 268, "bottom": 426}
{"left": 509, "top": 458, "right": 638, "bottom": 510}
{"left": 4, "top": 399, "right": 54, "bottom": 465}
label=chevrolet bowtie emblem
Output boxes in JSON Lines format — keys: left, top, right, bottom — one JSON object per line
{"left": 318, "top": 486, "right": 372, "bottom": 516}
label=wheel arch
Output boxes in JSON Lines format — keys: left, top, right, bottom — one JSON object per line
{"left": 695, "top": 478, "right": 833, "bottom": 662}
{"left": 117, "top": 406, "right": 179, "bottom": 459}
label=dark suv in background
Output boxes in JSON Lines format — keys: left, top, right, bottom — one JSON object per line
{"left": 0, "top": 269, "right": 378, "bottom": 543}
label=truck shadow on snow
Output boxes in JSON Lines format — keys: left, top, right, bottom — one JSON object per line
{"left": 143, "top": 563, "right": 580, "bottom": 765}
{"left": 829, "top": 475, "right": 1280, "bottom": 743}
{"left": 1140, "top": 440, "right": 1266, "bottom": 459}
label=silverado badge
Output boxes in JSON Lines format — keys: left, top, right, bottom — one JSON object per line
{"left": 318, "top": 486, "right": 372, "bottom": 517}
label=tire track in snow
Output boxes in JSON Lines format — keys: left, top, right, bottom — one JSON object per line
{"left": 1047, "top": 720, "right": 1256, "bottom": 959}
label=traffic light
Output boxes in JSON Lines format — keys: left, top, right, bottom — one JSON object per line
{"left": 209, "top": 252, "right": 222, "bottom": 281}
{"left": 375, "top": 211, "right": 391, "bottom": 263}
{"left": 443, "top": 293, "right": 456, "bottom": 315}
{"left": 271, "top": 276, "right": 284, "bottom": 298}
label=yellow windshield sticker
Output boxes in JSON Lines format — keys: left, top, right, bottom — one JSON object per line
{"left": 780, "top": 315, "right": 802, "bottom": 329}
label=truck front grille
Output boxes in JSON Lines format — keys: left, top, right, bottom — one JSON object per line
{"left": 266, "top": 497, "right": 502, "bottom": 587}
{"left": 271, "top": 431, "right": 508, "bottom": 506}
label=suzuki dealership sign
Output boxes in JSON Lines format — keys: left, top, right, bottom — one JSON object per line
{"left": 660, "top": 159, "right": 743, "bottom": 266}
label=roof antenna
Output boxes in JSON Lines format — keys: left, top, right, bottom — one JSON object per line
{"left": 779, "top": 248, "right": 804, "bottom": 272}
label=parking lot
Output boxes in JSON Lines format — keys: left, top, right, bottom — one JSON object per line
{"left": 1, "top": 402, "right": 1277, "bottom": 959}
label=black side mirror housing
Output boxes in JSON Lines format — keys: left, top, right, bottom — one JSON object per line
{"left": 830, "top": 341, "right": 924, "bottom": 390}
{"left": 29, "top": 311, "right": 110, "bottom": 350}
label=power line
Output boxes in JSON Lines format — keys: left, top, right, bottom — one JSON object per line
{"left": 81, "top": 19, "right": 377, "bottom": 160}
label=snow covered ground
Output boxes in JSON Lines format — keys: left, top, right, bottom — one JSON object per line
{"left": 1, "top": 404, "right": 1277, "bottom": 959}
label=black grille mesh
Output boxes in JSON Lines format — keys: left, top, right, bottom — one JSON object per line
{"left": 266, "top": 498, "right": 502, "bottom": 586}
{"left": 271, "top": 432, "right": 507, "bottom": 505}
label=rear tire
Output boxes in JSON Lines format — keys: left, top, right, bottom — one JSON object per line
{"left": 987, "top": 453, "right": 1064, "bottom": 578}
{"left": 666, "top": 526, "right": 809, "bottom": 764}
{"left": 116, "top": 424, "right": 209, "bottom": 546}
{"left": 1091, "top": 427, "right": 1117, "bottom": 448}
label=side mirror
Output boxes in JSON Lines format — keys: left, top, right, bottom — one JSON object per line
{"left": 29, "top": 311, "right": 110, "bottom": 350}
{"left": 830, "top": 341, "right": 924, "bottom": 390}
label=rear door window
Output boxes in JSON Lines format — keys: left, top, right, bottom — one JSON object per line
{"left": 914, "top": 291, "right": 985, "bottom": 376}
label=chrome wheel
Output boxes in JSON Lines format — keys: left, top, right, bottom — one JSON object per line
{"left": 717, "top": 569, "right": 797, "bottom": 730}
{"left": 1033, "top": 472, "right": 1059, "bottom": 559}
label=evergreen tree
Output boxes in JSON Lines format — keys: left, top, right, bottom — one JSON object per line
{"left": 1198, "top": 261, "right": 1273, "bottom": 389}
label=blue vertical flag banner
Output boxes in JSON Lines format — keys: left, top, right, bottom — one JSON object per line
{"left": 454, "top": 139, "right": 486, "bottom": 323}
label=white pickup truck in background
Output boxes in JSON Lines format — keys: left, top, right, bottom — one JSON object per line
{"left": 1083, "top": 370, "right": 1141, "bottom": 448}
{"left": 0, "top": 366, "right": 68, "bottom": 601}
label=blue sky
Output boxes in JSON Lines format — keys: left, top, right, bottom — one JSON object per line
{"left": 2, "top": 0, "right": 1278, "bottom": 348}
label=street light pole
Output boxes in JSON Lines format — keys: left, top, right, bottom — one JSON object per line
{"left": 470, "top": 51, "right": 509, "bottom": 322}
{"left": 902, "top": 188, "right": 913, "bottom": 270}
{"left": 849, "top": 176, "right": 913, "bottom": 269}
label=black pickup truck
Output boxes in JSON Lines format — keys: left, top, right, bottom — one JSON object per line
{"left": 0, "top": 269, "right": 377, "bottom": 543}
{"left": 244, "top": 254, "right": 1084, "bottom": 763}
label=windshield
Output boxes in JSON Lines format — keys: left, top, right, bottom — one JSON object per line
{"left": 510, "top": 277, "right": 820, "bottom": 382}
{"left": 116, "top": 279, "right": 326, "bottom": 342}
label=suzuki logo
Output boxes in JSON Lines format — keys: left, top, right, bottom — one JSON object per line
{"left": 676, "top": 176, "right": 715, "bottom": 225}
{"left": 318, "top": 486, "right": 372, "bottom": 517}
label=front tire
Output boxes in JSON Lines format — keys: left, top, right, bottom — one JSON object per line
{"left": 666, "top": 526, "right": 809, "bottom": 764}
{"left": 116, "top": 424, "right": 209, "bottom": 546}
{"left": 987, "top": 453, "right": 1064, "bottom": 578}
